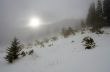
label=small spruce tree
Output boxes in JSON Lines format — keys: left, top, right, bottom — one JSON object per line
{"left": 5, "top": 37, "right": 22, "bottom": 63}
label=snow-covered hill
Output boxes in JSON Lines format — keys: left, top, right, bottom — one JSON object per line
{"left": 0, "top": 28, "right": 110, "bottom": 72}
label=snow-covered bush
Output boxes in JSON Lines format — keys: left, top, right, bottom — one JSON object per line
{"left": 89, "top": 27, "right": 104, "bottom": 34}
{"left": 35, "top": 40, "right": 45, "bottom": 48}
{"left": 51, "top": 37, "right": 58, "bottom": 41}
{"left": 82, "top": 36, "right": 96, "bottom": 49}
{"left": 71, "top": 40, "right": 75, "bottom": 43}
{"left": 61, "top": 27, "right": 76, "bottom": 38}
{"left": 89, "top": 28, "right": 97, "bottom": 33}
{"left": 81, "top": 31, "right": 85, "bottom": 34}
{"left": 20, "top": 51, "right": 26, "bottom": 57}
{"left": 96, "top": 30, "right": 104, "bottom": 34}
{"left": 27, "top": 43, "right": 33, "bottom": 49}
{"left": 48, "top": 44, "right": 53, "bottom": 47}
{"left": 43, "top": 38, "right": 49, "bottom": 43}
{"left": 28, "top": 50, "right": 34, "bottom": 55}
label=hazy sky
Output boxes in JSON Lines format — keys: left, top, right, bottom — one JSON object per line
{"left": 0, "top": 0, "right": 96, "bottom": 47}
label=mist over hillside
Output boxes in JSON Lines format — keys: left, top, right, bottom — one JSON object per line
{"left": 0, "top": 18, "right": 80, "bottom": 49}
{"left": 26, "top": 18, "right": 81, "bottom": 43}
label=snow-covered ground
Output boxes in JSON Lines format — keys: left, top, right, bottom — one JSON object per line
{"left": 0, "top": 28, "right": 110, "bottom": 72}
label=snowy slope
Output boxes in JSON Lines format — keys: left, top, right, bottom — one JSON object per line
{"left": 0, "top": 28, "right": 110, "bottom": 72}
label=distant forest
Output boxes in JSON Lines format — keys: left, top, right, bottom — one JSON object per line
{"left": 82, "top": 0, "right": 110, "bottom": 30}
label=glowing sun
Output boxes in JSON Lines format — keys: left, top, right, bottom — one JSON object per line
{"left": 28, "top": 17, "right": 42, "bottom": 28}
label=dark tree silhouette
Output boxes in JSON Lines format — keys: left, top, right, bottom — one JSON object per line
{"left": 103, "top": 0, "right": 110, "bottom": 26}
{"left": 5, "top": 37, "right": 22, "bottom": 63}
{"left": 86, "top": 2, "right": 96, "bottom": 28}
{"left": 96, "top": 0, "right": 104, "bottom": 28}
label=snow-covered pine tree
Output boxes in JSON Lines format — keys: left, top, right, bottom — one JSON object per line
{"left": 5, "top": 37, "right": 22, "bottom": 63}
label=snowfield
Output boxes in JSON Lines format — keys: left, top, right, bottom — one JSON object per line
{"left": 0, "top": 28, "right": 110, "bottom": 72}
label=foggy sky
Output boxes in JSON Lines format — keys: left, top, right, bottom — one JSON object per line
{"left": 0, "top": 0, "right": 96, "bottom": 47}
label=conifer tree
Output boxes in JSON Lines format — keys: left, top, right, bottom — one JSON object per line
{"left": 103, "top": 0, "right": 110, "bottom": 26}
{"left": 5, "top": 37, "right": 22, "bottom": 63}
{"left": 96, "top": 0, "right": 104, "bottom": 28}
{"left": 86, "top": 2, "right": 96, "bottom": 28}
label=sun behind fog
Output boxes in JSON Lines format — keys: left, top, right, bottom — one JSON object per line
{"left": 28, "top": 16, "right": 42, "bottom": 28}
